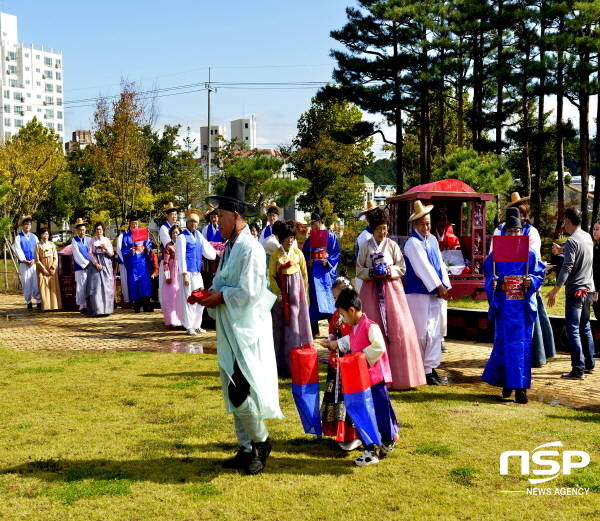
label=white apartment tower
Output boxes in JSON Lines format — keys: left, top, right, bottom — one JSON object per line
{"left": 0, "top": 13, "right": 64, "bottom": 143}
{"left": 231, "top": 117, "right": 256, "bottom": 149}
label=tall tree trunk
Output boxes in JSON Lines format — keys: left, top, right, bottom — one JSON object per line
{"left": 594, "top": 84, "right": 600, "bottom": 224}
{"left": 579, "top": 42, "right": 591, "bottom": 232}
{"left": 439, "top": 43, "right": 446, "bottom": 157}
{"left": 555, "top": 14, "right": 565, "bottom": 237}
{"left": 392, "top": 21, "right": 404, "bottom": 192}
{"left": 457, "top": 80, "right": 464, "bottom": 148}
{"left": 495, "top": 0, "right": 504, "bottom": 156}
{"left": 523, "top": 41, "right": 532, "bottom": 198}
{"left": 532, "top": 12, "right": 546, "bottom": 227}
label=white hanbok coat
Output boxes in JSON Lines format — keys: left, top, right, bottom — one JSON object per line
{"left": 208, "top": 226, "right": 282, "bottom": 420}
{"left": 176, "top": 229, "right": 217, "bottom": 330}
{"left": 404, "top": 232, "right": 451, "bottom": 372}
{"left": 14, "top": 232, "right": 41, "bottom": 304}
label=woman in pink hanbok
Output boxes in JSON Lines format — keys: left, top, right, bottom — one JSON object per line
{"left": 356, "top": 209, "right": 426, "bottom": 390}
{"left": 161, "top": 225, "right": 183, "bottom": 328}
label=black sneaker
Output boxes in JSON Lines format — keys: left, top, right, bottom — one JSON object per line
{"left": 502, "top": 388, "right": 513, "bottom": 398}
{"left": 36, "top": 303, "right": 42, "bottom": 310}
{"left": 561, "top": 372, "right": 585, "bottom": 380}
{"left": 27, "top": 303, "right": 33, "bottom": 310}
{"left": 222, "top": 448, "right": 252, "bottom": 469}
{"left": 584, "top": 368, "right": 594, "bottom": 374}
{"left": 79, "top": 308, "right": 88, "bottom": 315}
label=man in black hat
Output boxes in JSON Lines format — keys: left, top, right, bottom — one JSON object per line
{"left": 483, "top": 207, "right": 546, "bottom": 404}
{"left": 199, "top": 177, "right": 282, "bottom": 476}
{"left": 301, "top": 207, "right": 341, "bottom": 335}
{"left": 118, "top": 211, "right": 154, "bottom": 312}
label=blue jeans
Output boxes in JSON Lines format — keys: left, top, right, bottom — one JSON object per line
{"left": 565, "top": 294, "right": 596, "bottom": 375}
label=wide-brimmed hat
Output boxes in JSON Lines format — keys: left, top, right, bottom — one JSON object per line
{"left": 185, "top": 209, "right": 203, "bottom": 222}
{"left": 505, "top": 207, "right": 522, "bottom": 229}
{"left": 265, "top": 203, "right": 280, "bottom": 215}
{"left": 163, "top": 202, "right": 180, "bottom": 213}
{"left": 73, "top": 218, "right": 87, "bottom": 228}
{"left": 203, "top": 204, "right": 218, "bottom": 219}
{"left": 20, "top": 215, "right": 33, "bottom": 226}
{"left": 127, "top": 210, "right": 140, "bottom": 222}
{"left": 408, "top": 200, "right": 434, "bottom": 222}
{"left": 206, "top": 177, "right": 260, "bottom": 218}
{"left": 504, "top": 192, "right": 530, "bottom": 209}
{"left": 362, "top": 200, "right": 380, "bottom": 214}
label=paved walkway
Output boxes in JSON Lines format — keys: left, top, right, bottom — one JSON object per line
{"left": 0, "top": 294, "right": 598, "bottom": 412}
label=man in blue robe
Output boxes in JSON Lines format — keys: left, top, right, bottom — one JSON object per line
{"left": 120, "top": 211, "right": 154, "bottom": 313}
{"left": 482, "top": 208, "right": 546, "bottom": 404}
{"left": 302, "top": 207, "right": 341, "bottom": 335}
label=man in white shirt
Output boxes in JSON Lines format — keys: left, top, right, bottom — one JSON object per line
{"left": 176, "top": 209, "right": 217, "bottom": 335}
{"left": 258, "top": 204, "right": 280, "bottom": 244}
{"left": 160, "top": 202, "right": 180, "bottom": 250}
{"left": 403, "top": 201, "right": 451, "bottom": 385}
{"left": 13, "top": 216, "right": 41, "bottom": 310}
{"left": 71, "top": 218, "right": 91, "bottom": 314}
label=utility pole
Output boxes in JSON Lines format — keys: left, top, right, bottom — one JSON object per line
{"left": 205, "top": 67, "right": 217, "bottom": 193}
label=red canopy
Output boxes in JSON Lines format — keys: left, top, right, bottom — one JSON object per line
{"left": 406, "top": 179, "right": 476, "bottom": 194}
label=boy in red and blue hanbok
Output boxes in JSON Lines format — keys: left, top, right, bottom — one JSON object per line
{"left": 322, "top": 288, "right": 399, "bottom": 466}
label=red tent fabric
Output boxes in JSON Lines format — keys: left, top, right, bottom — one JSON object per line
{"left": 406, "top": 179, "right": 476, "bottom": 194}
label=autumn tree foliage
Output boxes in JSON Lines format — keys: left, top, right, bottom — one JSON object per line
{"left": 0, "top": 117, "right": 68, "bottom": 230}
{"left": 89, "top": 80, "right": 156, "bottom": 225}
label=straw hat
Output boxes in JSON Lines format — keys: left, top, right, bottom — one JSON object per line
{"left": 163, "top": 202, "right": 180, "bottom": 213}
{"left": 19, "top": 215, "right": 33, "bottom": 226}
{"left": 504, "top": 192, "right": 530, "bottom": 209}
{"left": 362, "top": 200, "right": 380, "bottom": 213}
{"left": 408, "top": 200, "right": 434, "bottom": 222}
{"left": 73, "top": 218, "right": 87, "bottom": 228}
{"left": 203, "top": 204, "right": 218, "bottom": 219}
{"left": 185, "top": 208, "right": 203, "bottom": 222}
{"left": 265, "top": 203, "right": 280, "bottom": 215}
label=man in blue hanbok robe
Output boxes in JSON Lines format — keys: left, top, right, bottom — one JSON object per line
{"left": 120, "top": 211, "right": 154, "bottom": 312}
{"left": 302, "top": 207, "right": 341, "bottom": 335}
{"left": 482, "top": 208, "right": 546, "bottom": 404}
{"left": 200, "top": 177, "right": 283, "bottom": 476}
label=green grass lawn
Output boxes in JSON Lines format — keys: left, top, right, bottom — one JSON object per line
{"left": 0, "top": 347, "right": 598, "bottom": 520}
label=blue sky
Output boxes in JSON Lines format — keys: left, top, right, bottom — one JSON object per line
{"left": 4, "top": 0, "right": 391, "bottom": 157}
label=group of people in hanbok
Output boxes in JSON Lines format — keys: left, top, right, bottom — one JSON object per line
{"left": 12, "top": 177, "right": 594, "bottom": 474}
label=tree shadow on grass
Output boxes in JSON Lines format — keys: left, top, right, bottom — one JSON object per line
{"left": 1, "top": 452, "right": 353, "bottom": 484}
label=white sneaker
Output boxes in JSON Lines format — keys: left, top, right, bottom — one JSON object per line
{"left": 196, "top": 328, "right": 206, "bottom": 334}
{"left": 354, "top": 449, "right": 379, "bottom": 467}
{"left": 339, "top": 439, "right": 362, "bottom": 451}
{"left": 379, "top": 434, "right": 399, "bottom": 460}
{"left": 187, "top": 328, "right": 197, "bottom": 336}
